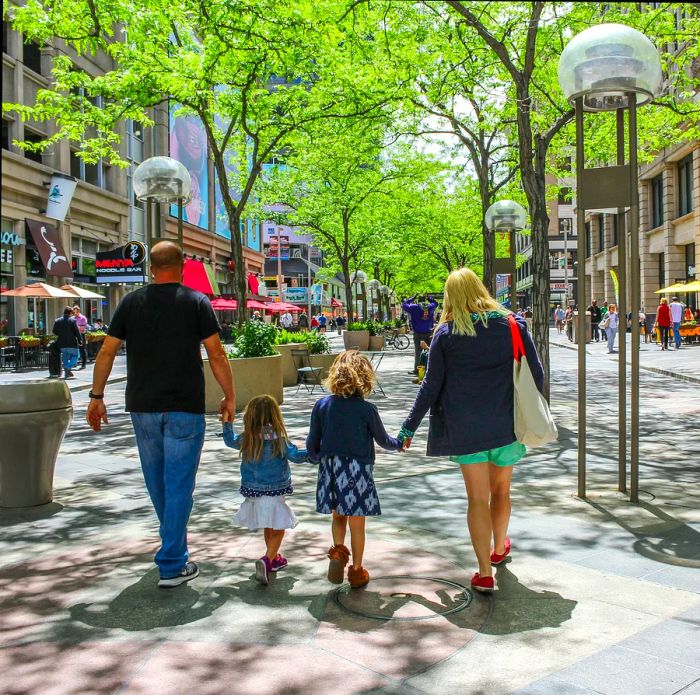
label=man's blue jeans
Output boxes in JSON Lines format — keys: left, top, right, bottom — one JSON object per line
{"left": 672, "top": 321, "right": 681, "bottom": 348}
{"left": 131, "top": 412, "right": 206, "bottom": 578}
{"left": 60, "top": 347, "right": 79, "bottom": 371}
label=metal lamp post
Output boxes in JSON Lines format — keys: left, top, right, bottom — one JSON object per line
{"left": 367, "top": 279, "right": 380, "bottom": 321}
{"left": 133, "top": 157, "right": 192, "bottom": 271}
{"left": 484, "top": 200, "right": 527, "bottom": 311}
{"left": 350, "top": 270, "right": 367, "bottom": 320}
{"left": 558, "top": 23, "right": 662, "bottom": 502}
{"left": 379, "top": 284, "right": 390, "bottom": 321}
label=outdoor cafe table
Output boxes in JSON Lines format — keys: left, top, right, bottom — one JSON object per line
{"left": 361, "top": 350, "right": 386, "bottom": 397}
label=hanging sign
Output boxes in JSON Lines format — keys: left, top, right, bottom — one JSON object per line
{"left": 25, "top": 219, "right": 73, "bottom": 278}
{"left": 46, "top": 173, "right": 78, "bottom": 222}
{"left": 95, "top": 242, "right": 147, "bottom": 284}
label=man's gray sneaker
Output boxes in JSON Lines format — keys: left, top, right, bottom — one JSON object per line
{"left": 158, "top": 561, "right": 199, "bottom": 588}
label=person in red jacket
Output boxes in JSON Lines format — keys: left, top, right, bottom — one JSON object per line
{"left": 656, "top": 298, "right": 672, "bottom": 351}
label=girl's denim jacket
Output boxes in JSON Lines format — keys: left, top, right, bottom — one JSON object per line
{"left": 222, "top": 422, "right": 308, "bottom": 496}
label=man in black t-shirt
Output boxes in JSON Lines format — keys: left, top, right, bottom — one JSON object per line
{"left": 588, "top": 300, "right": 602, "bottom": 342}
{"left": 87, "top": 241, "right": 235, "bottom": 588}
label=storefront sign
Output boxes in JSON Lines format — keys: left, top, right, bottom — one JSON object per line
{"left": 1, "top": 231, "right": 25, "bottom": 246}
{"left": 46, "top": 174, "right": 78, "bottom": 222}
{"left": 285, "top": 287, "right": 307, "bottom": 302}
{"left": 96, "top": 242, "right": 147, "bottom": 283}
{"left": 25, "top": 219, "right": 73, "bottom": 278}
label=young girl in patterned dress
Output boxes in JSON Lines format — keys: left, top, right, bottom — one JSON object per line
{"left": 307, "top": 351, "right": 404, "bottom": 588}
{"left": 223, "top": 395, "right": 308, "bottom": 585}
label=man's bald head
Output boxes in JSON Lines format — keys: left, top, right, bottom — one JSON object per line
{"left": 150, "top": 241, "right": 184, "bottom": 270}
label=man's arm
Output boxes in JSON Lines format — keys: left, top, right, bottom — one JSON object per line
{"left": 203, "top": 333, "right": 235, "bottom": 422}
{"left": 86, "top": 335, "right": 123, "bottom": 432}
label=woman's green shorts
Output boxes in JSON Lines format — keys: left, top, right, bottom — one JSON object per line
{"left": 450, "top": 441, "right": 526, "bottom": 467}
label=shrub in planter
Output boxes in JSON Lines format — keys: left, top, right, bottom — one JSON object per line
{"left": 0, "top": 337, "right": 8, "bottom": 348}
{"left": 343, "top": 322, "right": 370, "bottom": 351}
{"left": 229, "top": 320, "right": 278, "bottom": 358}
{"left": 275, "top": 329, "right": 300, "bottom": 346}
{"left": 85, "top": 331, "right": 107, "bottom": 343}
{"left": 304, "top": 332, "right": 331, "bottom": 355}
{"left": 19, "top": 335, "right": 41, "bottom": 349}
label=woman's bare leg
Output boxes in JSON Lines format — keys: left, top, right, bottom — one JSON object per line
{"left": 489, "top": 465, "right": 514, "bottom": 555}
{"left": 460, "top": 463, "right": 492, "bottom": 577}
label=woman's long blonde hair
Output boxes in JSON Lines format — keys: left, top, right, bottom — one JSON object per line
{"left": 439, "top": 267, "right": 509, "bottom": 336}
{"left": 240, "top": 395, "right": 288, "bottom": 463}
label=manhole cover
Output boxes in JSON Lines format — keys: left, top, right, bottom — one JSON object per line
{"left": 333, "top": 575, "right": 473, "bottom": 622}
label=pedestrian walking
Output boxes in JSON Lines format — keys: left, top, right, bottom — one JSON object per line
{"left": 644, "top": 310, "right": 655, "bottom": 344}
{"left": 669, "top": 296, "right": 684, "bottom": 349}
{"left": 603, "top": 303, "right": 618, "bottom": 353}
{"left": 72, "top": 305, "right": 88, "bottom": 369}
{"left": 599, "top": 301, "right": 609, "bottom": 341}
{"left": 402, "top": 294, "right": 438, "bottom": 375}
{"left": 86, "top": 241, "right": 235, "bottom": 588}
{"left": 307, "top": 350, "right": 404, "bottom": 589}
{"left": 222, "top": 395, "right": 309, "bottom": 586}
{"left": 279, "top": 311, "right": 293, "bottom": 330}
{"left": 399, "top": 268, "right": 544, "bottom": 593}
{"left": 318, "top": 313, "right": 327, "bottom": 333}
{"left": 298, "top": 312, "right": 309, "bottom": 331}
{"left": 52, "top": 306, "right": 81, "bottom": 379}
{"left": 565, "top": 306, "right": 574, "bottom": 342}
{"left": 554, "top": 304, "right": 565, "bottom": 334}
{"left": 588, "top": 300, "right": 601, "bottom": 342}
{"left": 656, "top": 298, "right": 672, "bottom": 351}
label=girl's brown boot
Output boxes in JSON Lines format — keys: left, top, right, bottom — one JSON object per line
{"left": 327, "top": 544, "right": 350, "bottom": 584}
{"left": 348, "top": 565, "right": 370, "bottom": 589}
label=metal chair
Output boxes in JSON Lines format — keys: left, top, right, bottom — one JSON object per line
{"left": 291, "top": 347, "right": 324, "bottom": 395}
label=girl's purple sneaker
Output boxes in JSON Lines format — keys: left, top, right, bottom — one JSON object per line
{"left": 270, "top": 554, "right": 288, "bottom": 572}
{"left": 255, "top": 556, "right": 272, "bottom": 585}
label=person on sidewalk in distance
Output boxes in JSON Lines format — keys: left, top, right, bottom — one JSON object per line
{"left": 554, "top": 304, "right": 565, "bottom": 334}
{"left": 297, "top": 311, "right": 309, "bottom": 331}
{"left": 317, "top": 312, "right": 327, "bottom": 333}
{"left": 72, "top": 305, "right": 89, "bottom": 369}
{"left": 644, "top": 308, "right": 656, "bottom": 344}
{"left": 52, "top": 306, "right": 81, "bottom": 379}
{"left": 398, "top": 268, "right": 544, "bottom": 594}
{"left": 605, "top": 303, "right": 619, "bottom": 353}
{"left": 587, "top": 299, "right": 601, "bottom": 342}
{"left": 599, "top": 301, "right": 609, "bottom": 342}
{"left": 86, "top": 241, "right": 235, "bottom": 588}
{"left": 669, "top": 296, "right": 684, "bottom": 349}
{"left": 279, "top": 310, "right": 293, "bottom": 330}
{"left": 221, "top": 395, "right": 309, "bottom": 586}
{"left": 402, "top": 293, "right": 438, "bottom": 376}
{"left": 310, "top": 315, "right": 320, "bottom": 332}
{"left": 656, "top": 298, "right": 672, "bottom": 351}
{"left": 413, "top": 338, "right": 430, "bottom": 385}
{"left": 307, "top": 350, "right": 404, "bottom": 589}
{"left": 335, "top": 313, "right": 346, "bottom": 335}
{"left": 564, "top": 306, "right": 574, "bottom": 342}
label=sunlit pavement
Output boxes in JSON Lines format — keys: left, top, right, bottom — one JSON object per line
{"left": 1, "top": 336, "right": 699, "bottom": 694}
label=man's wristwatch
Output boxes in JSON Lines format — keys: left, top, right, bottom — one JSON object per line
{"left": 88, "top": 391, "right": 104, "bottom": 400}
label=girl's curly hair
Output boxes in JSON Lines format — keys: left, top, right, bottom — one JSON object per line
{"left": 325, "top": 350, "right": 375, "bottom": 398}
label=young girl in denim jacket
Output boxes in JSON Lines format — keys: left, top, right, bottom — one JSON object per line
{"left": 223, "top": 395, "right": 308, "bottom": 585}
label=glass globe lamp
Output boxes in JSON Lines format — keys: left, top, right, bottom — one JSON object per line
{"left": 558, "top": 23, "right": 662, "bottom": 112}
{"left": 367, "top": 279, "right": 380, "bottom": 290}
{"left": 484, "top": 200, "right": 527, "bottom": 232}
{"left": 350, "top": 270, "right": 367, "bottom": 284}
{"left": 379, "top": 285, "right": 390, "bottom": 296}
{"left": 133, "top": 156, "right": 192, "bottom": 203}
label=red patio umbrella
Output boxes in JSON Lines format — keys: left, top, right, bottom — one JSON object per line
{"left": 247, "top": 300, "right": 269, "bottom": 310}
{"left": 210, "top": 298, "right": 238, "bottom": 310}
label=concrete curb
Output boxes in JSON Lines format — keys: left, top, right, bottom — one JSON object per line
{"left": 549, "top": 340, "right": 700, "bottom": 385}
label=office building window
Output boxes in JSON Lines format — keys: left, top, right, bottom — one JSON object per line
{"left": 1, "top": 120, "right": 10, "bottom": 151}
{"left": 678, "top": 154, "right": 694, "bottom": 217}
{"left": 2, "top": 21, "right": 9, "bottom": 55}
{"left": 23, "top": 129, "right": 44, "bottom": 164}
{"left": 687, "top": 243, "right": 696, "bottom": 279}
{"left": 585, "top": 222, "right": 592, "bottom": 258}
{"left": 658, "top": 252, "right": 665, "bottom": 289}
{"left": 598, "top": 214, "right": 605, "bottom": 253}
{"left": 70, "top": 149, "right": 104, "bottom": 187}
{"left": 23, "top": 39, "right": 42, "bottom": 74}
{"left": 651, "top": 174, "right": 664, "bottom": 228}
{"left": 612, "top": 213, "right": 619, "bottom": 247}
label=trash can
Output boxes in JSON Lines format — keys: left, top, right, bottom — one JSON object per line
{"left": 0, "top": 380, "right": 73, "bottom": 508}
{"left": 572, "top": 311, "right": 592, "bottom": 344}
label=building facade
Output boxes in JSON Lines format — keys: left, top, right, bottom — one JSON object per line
{"left": 1, "top": 19, "right": 265, "bottom": 337}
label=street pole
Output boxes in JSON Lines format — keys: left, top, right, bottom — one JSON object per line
{"left": 276, "top": 227, "right": 283, "bottom": 303}
{"left": 307, "top": 244, "right": 312, "bottom": 319}
{"left": 146, "top": 197, "right": 153, "bottom": 283}
{"left": 177, "top": 180, "right": 183, "bottom": 246}
{"left": 628, "top": 93, "right": 641, "bottom": 503}
{"left": 616, "top": 107, "right": 628, "bottom": 494}
{"left": 564, "top": 224, "right": 569, "bottom": 304}
{"left": 575, "top": 96, "right": 587, "bottom": 499}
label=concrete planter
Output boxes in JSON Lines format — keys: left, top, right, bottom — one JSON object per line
{"left": 0, "top": 380, "right": 73, "bottom": 507}
{"left": 368, "top": 335, "right": 385, "bottom": 351}
{"left": 275, "top": 343, "right": 308, "bottom": 387}
{"left": 343, "top": 330, "right": 370, "bottom": 351}
{"left": 309, "top": 352, "right": 339, "bottom": 379}
{"left": 204, "top": 353, "right": 283, "bottom": 413}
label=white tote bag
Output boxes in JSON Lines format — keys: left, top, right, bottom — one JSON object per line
{"left": 508, "top": 315, "right": 558, "bottom": 447}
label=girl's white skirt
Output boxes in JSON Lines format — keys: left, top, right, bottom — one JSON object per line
{"left": 233, "top": 495, "right": 298, "bottom": 531}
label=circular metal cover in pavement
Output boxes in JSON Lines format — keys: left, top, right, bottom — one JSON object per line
{"left": 333, "top": 575, "right": 473, "bottom": 622}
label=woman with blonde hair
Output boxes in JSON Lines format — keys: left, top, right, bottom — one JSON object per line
{"left": 400, "top": 268, "right": 544, "bottom": 593}
{"left": 605, "top": 303, "right": 619, "bottom": 353}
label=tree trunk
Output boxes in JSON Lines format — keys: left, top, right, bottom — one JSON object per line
{"left": 341, "top": 263, "right": 354, "bottom": 320}
{"left": 229, "top": 209, "right": 249, "bottom": 328}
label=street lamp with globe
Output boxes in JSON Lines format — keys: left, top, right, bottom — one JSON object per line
{"left": 379, "top": 284, "right": 390, "bottom": 321}
{"left": 133, "top": 156, "right": 192, "bottom": 250}
{"left": 367, "top": 279, "right": 380, "bottom": 320}
{"left": 484, "top": 200, "right": 527, "bottom": 311}
{"left": 558, "top": 23, "right": 662, "bottom": 502}
{"left": 350, "top": 270, "right": 367, "bottom": 320}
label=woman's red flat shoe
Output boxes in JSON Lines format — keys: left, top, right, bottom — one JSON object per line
{"left": 490, "top": 537, "right": 511, "bottom": 565}
{"left": 471, "top": 572, "right": 494, "bottom": 593}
